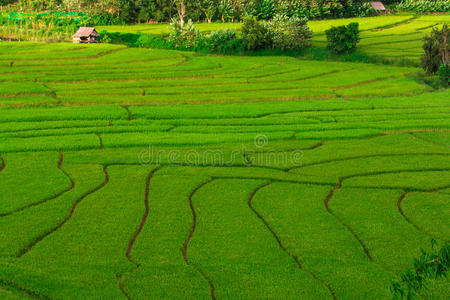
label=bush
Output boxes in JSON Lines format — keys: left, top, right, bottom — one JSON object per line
{"left": 421, "top": 25, "right": 450, "bottom": 75}
{"left": 168, "top": 19, "right": 201, "bottom": 50}
{"left": 99, "top": 30, "right": 112, "bottom": 43}
{"left": 207, "top": 29, "right": 242, "bottom": 53}
{"left": 438, "top": 64, "right": 449, "bottom": 87}
{"left": 265, "top": 15, "right": 312, "bottom": 50}
{"left": 241, "top": 16, "right": 269, "bottom": 51}
{"left": 325, "top": 22, "right": 360, "bottom": 54}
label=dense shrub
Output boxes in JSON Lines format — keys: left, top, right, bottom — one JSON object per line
{"left": 83, "top": 13, "right": 124, "bottom": 26}
{"left": 206, "top": 29, "right": 241, "bottom": 53}
{"left": 241, "top": 16, "right": 269, "bottom": 51}
{"left": 99, "top": 30, "right": 112, "bottom": 43}
{"left": 353, "top": 2, "right": 377, "bottom": 17}
{"left": 325, "top": 22, "right": 360, "bottom": 54}
{"left": 438, "top": 64, "right": 450, "bottom": 87}
{"left": 394, "top": 0, "right": 450, "bottom": 13}
{"left": 168, "top": 19, "right": 202, "bottom": 50}
{"left": 99, "top": 31, "right": 167, "bottom": 49}
{"left": 0, "top": 0, "right": 15, "bottom": 6}
{"left": 421, "top": 25, "right": 450, "bottom": 75}
{"left": 265, "top": 15, "right": 312, "bottom": 50}
{"left": 99, "top": 16, "right": 313, "bottom": 54}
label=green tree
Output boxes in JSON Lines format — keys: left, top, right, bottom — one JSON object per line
{"left": 200, "top": 0, "right": 217, "bottom": 23}
{"left": 218, "top": 0, "right": 233, "bottom": 22}
{"left": 422, "top": 24, "right": 450, "bottom": 74}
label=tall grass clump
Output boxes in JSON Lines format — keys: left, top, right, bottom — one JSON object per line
{"left": 391, "top": 241, "right": 450, "bottom": 300}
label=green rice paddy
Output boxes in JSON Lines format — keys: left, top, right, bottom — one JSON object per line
{"left": 0, "top": 14, "right": 449, "bottom": 300}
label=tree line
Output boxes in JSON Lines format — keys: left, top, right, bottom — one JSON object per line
{"left": 1, "top": 0, "right": 375, "bottom": 23}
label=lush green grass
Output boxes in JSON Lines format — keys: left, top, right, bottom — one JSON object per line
{"left": 0, "top": 14, "right": 449, "bottom": 299}
{"left": 402, "top": 192, "right": 449, "bottom": 239}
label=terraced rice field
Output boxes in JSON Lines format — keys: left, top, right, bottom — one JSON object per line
{"left": 0, "top": 15, "right": 449, "bottom": 300}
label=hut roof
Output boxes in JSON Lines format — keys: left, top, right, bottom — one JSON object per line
{"left": 73, "top": 27, "right": 100, "bottom": 38}
{"left": 369, "top": 1, "right": 386, "bottom": 10}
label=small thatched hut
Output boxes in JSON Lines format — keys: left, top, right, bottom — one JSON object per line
{"left": 73, "top": 27, "right": 100, "bottom": 43}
